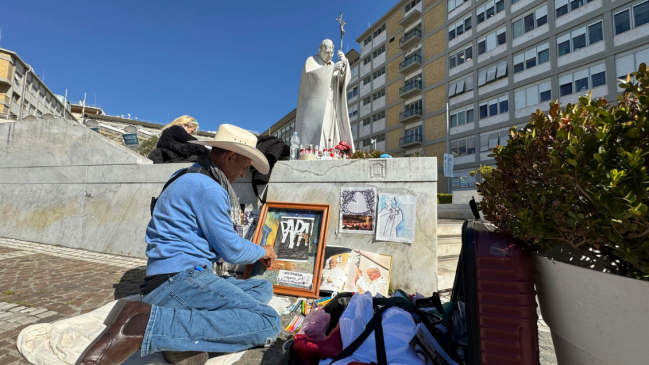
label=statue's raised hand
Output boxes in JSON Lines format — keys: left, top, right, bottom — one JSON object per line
{"left": 337, "top": 50, "right": 346, "bottom": 63}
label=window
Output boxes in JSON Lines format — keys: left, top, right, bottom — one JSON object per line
{"left": 448, "top": 0, "right": 469, "bottom": 13}
{"left": 348, "top": 105, "right": 358, "bottom": 118}
{"left": 348, "top": 87, "right": 358, "bottom": 99}
{"left": 514, "top": 42, "right": 550, "bottom": 73}
{"left": 451, "top": 137, "right": 476, "bottom": 157}
{"left": 480, "top": 129, "right": 511, "bottom": 151}
{"left": 448, "top": 75, "right": 474, "bottom": 97}
{"left": 450, "top": 107, "right": 475, "bottom": 127}
{"left": 477, "top": 0, "right": 505, "bottom": 24}
{"left": 362, "top": 117, "right": 371, "bottom": 126}
{"left": 515, "top": 80, "right": 552, "bottom": 109}
{"left": 376, "top": 133, "right": 386, "bottom": 142}
{"left": 478, "top": 60, "right": 507, "bottom": 86}
{"left": 362, "top": 138, "right": 372, "bottom": 147}
{"left": 556, "top": 0, "right": 595, "bottom": 18}
{"left": 373, "top": 24, "right": 386, "bottom": 37}
{"left": 363, "top": 56, "right": 372, "bottom": 65}
{"left": 363, "top": 76, "right": 372, "bottom": 85}
{"left": 373, "top": 89, "right": 385, "bottom": 100}
{"left": 479, "top": 95, "right": 509, "bottom": 119}
{"left": 373, "top": 110, "right": 386, "bottom": 121}
{"left": 614, "top": 1, "right": 649, "bottom": 35}
{"left": 478, "top": 27, "right": 506, "bottom": 55}
{"left": 12, "top": 94, "right": 20, "bottom": 104}
{"left": 364, "top": 36, "right": 372, "bottom": 46}
{"left": 351, "top": 67, "right": 359, "bottom": 78}
{"left": 512, "top": 6, "right": 548, "bottom": 38}
{"left": 373, "top": 45, "right": 386, "bottom": 57}
{"left": 363, "top": 97, "right": 371, "bottom": 106}
{"left": 449, "top": 45, "right": 473, "bottom": 69}
{"left": 29, "top": 105, "right": 36, "bottom": 114}
{"left": 373, "top": 67, "right": 385, "bottom": 79}
{"left": 449, "top": 15, "right": 472, "bottom": 40}
{"left": 616, "top": 47, "right": 649, "bottom": 83}
{"left": 405, "top": 0, "right": 421, "bottom": 12}
{"left": 557, "top": 21, "right": 604, "bottom": 57}
{"left": 559, "top": 63, "right": 607, "bottom": 97}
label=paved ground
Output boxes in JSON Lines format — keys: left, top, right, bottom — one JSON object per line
{"left": 0, "top": 238, "right": 557, "bottom": 365}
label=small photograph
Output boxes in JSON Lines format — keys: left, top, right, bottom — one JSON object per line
{"left": 339, "top": 187, "right": 377, "bottom": 234}
{"left": 274, "top": 216, "right": 315, "bottom": 262}
{"left": 344, "top": 249, "right": 392, "bottom": 297}
{"left": 319, "top": 246, "right": 352, "bottom": 293}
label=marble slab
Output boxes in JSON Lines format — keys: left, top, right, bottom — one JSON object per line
{"left": 266, "top": 159, "right": 439, "bottom": 294}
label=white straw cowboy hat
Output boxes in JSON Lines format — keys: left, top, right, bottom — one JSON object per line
{"left": 190, "top": 124, "right": 270, "bottom": 174}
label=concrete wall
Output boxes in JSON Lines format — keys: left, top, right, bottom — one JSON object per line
{"left": 0, "top": 118, "right": 260, "bottom": 258}
{"left": 0, "top": 118, "right": 439, "bottom": 293}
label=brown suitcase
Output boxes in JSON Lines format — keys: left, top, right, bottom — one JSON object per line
{"left": 452, "top": 220, "right": 540, "bottom": 365}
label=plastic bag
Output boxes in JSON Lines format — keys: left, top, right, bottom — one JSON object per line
{"left": 451, "top": 301, "right": 467, "bottom": 346}
{"left": 336, "top": 292, "right": 425, "bottom": 365}
{"left": 298, "top": 310, "right": 331, "bottom": 340}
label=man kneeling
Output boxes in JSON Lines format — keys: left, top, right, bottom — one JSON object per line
{"left": 76, "top": 125, "right": 280, "bottom": 365}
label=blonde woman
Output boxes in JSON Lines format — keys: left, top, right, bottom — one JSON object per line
{"left": 151, "top": 115, "right": 209, "bottom": 163}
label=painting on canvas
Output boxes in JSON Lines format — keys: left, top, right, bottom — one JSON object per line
{"left": 319, "top": 246, "right": 352, "bottom": 293}
{"left": 339, "top": 187, "right": 377, "bottom": 234}
{"left": 243, "top": 202, "right": 330, "bottom": 299}
{"left": 343, "top": 249, "right": 392, "bottom": 297}
{"left": 375, "top": 194, "right": 417, "bottom": 244}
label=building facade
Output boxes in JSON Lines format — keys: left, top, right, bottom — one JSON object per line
{"left": 0, "top": 48, "right": 75, "bottom": 121}
{"left": 349, "top": 0, "right": 649, "bottom": 193}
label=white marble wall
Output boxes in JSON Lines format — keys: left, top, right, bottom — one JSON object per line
{"left": 267, "top": 158, "right": 439, "bottom": 294}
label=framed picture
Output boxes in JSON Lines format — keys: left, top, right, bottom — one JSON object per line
{"left": 319, "top": 246, "right": 353, "bottom": 294}
{"left": 243, "top": 202, "right": 331, "bottom": 298}
{"left": 339, "top": 187, "right": 377, "bottom": 234}
{"left": 343, "top": 249, "right": 392, "bottom": 297}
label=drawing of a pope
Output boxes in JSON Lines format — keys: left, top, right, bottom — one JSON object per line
{"left": 378, "top": 198, "right": 403, "bottom": 238}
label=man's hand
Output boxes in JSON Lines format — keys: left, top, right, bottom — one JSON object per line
{"left": 327, "top": 277, "right": 333, "bottom": 282}
{"left": 337, "top": 50, "right": 346, "bottom": 63}
{"left": 357, "top": 286, "right": 365, "bottom": 295}
{"left": 260, "top": 246, "right": 276, "bottom": 268}
{"left": 354, "top": 267, "right": 362, "bottom": 283}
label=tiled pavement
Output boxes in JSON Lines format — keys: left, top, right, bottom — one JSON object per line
{"left": 0, "top": 237, "right": 557, "bottom": 365}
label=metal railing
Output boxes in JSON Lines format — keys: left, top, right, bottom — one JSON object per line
{"left": 400, "top": 134, "right": 423, "bottom": 146}
{"left": 400, "top": 79, "right": 423, "bottom": 95}
{"left": 400, "top": 107, "right": 423, "bottom": 120}
{"left": 400, "top": 54, "right": 422, "bottom": 71}
{"left": 400, "top": 29, "right": 422, "bottom": 46}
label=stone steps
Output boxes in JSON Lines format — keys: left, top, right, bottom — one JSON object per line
{"left": 437, "top": 219, "right": 464, "bottom": 292}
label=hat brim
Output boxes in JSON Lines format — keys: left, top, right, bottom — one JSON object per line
{"left": 189, "top": 140, "right": 270, "bottom": 175}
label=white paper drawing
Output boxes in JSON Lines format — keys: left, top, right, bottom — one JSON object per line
{"left": 339, "top": 187, "right": 377, "bottom": 234}
{"left": 375, "top": 194, "right": 417, "bottom": 244}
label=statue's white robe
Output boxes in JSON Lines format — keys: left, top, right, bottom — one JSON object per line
{"left": 295, "top": 54, "right": 355, "bottom": 152}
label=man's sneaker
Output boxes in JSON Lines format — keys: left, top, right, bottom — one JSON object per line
{"left": 163, "top": 351, "right": 208, "bottom": 365}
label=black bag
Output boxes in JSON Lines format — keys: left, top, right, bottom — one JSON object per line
{"left": 251, "top": 136, "right": 288, "bottom": 203}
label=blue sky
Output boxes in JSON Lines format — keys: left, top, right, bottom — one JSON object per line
{"left": 2, "top": 0, "right": 396, "bottom": 132}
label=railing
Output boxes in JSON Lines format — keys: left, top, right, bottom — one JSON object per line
{"left": 400, "top": 54, "right": 422, "bottom": 71}
{"left": 400, "top": 79, "right": 423, "bottom": 95}
{"left": 400, "top": 29, "right": 422, "bottom": 46}
{"left": 400, "top": 107, "right": 423, "bottom": 120}
{"left": 400, "top": 134, "right": 423, "bottom": 146}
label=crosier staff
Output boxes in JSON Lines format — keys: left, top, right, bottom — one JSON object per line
{"left": 336, "top": 12, "right": 346, "bottom": 51}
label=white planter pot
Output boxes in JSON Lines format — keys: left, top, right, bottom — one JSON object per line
{"left": 533, "top": 255, "right": 649, "bottom": 365}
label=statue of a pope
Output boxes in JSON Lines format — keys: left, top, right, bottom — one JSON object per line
{"left": 295, "top": 39, "right": 355, "bottom": 152}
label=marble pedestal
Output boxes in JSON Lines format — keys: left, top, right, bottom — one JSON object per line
{"left": 266, "top": 158, "right": 439, "bottom": 294}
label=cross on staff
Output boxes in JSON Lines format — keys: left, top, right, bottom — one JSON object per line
{"left": 336, "top": 12, "right": 346, "bottom": 51}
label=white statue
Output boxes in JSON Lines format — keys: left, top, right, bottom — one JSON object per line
{"left": 295, "top": 39, "right": 355, "bottom": 152}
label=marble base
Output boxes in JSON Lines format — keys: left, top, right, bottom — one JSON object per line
{"left": 267, "top": 159, "right": 438, "bottom": 294}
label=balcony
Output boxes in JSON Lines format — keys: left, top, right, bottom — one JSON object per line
{"left": 400, "top": 134, "right": 423, "bottom": 147}
{"left": 399, "top": 54, "right": 422, "bottom": 74}
{"left": 399, "top": 9, "right": 421, "bottom": 27}
{"left": 400, "top": 107, "right": 422, "bottom": 123}
{"left": 399, "top": 79, "right": 423, "bottom": 98}
{"left": 400, "top": 28, "right": 422, "bottom": 50}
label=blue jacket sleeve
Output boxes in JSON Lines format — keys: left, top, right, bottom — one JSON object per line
{"left": 193, "top": 177, "right": 266, "bottom": 265}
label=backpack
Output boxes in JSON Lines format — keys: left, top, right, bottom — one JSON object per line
{"left": 251, "top": 136, "right": 289, "bottom": 203}
{"left": 150, "top": 166, "right": 214, "bottom": 216}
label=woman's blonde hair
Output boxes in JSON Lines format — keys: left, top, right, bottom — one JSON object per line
{"left": 162, "top": 115, "right": 199, "bottom": 131}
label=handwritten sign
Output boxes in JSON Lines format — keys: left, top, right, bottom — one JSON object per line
{"left": 277, "top": 270, "right": 313, "bottom": 288}
{"left": 274, "top": 217, "right": 314, "bottom": 262}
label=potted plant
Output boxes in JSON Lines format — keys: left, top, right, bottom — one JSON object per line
{"left": 473, "top": 64, "right": 649, "bottom": 364}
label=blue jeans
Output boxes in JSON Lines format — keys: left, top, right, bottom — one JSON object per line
{"left": 140, "top": 267, "right": 281, "bottom": 355}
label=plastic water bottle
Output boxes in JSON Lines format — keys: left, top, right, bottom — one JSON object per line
{"left": 290, "top": 132, "right": 301, "bottom": 161}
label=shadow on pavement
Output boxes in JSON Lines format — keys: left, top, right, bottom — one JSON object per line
{"left": 113, "top": 267, "right": 146, "bottom": 299}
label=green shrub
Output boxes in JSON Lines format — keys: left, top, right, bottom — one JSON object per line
{"left": 437, "top": 193, "right": 453, "bottom": 204}
{"left": 476, "top": 64, "right": 649, "bottom": 279}
{"left": 350, "top": 150, "right": 385, "bottom": 159}
{"left": 138, "top": 136, "right": 159, "bottom": 157}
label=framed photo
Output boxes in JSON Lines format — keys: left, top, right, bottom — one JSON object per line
{"left": 243, "top": 202, "right": 331, "bottom": 298}
{"left": 339, "top": 187, "right": 377, "bottom": 234}
{"left": 319, "top": 246, "right": 353, "bottom": 294}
